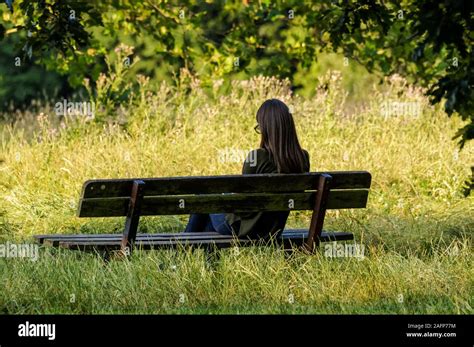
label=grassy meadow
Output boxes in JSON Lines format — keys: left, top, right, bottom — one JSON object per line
{"left": 0, "top": 71, "right": 473, "bottom": 314}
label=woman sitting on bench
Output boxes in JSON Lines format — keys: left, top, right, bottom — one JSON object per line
{"left": 184, "top": 98, "right": 310, "bottom": 239}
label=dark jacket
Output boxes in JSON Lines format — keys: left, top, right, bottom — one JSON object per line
{"left": 225, "top": 148, "right": 310, "bottom": 238}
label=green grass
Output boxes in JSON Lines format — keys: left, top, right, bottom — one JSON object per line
{"left": 0, "top": 73, "right": 473, "bottom": 314}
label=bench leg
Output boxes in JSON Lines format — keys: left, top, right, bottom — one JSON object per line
{"left": 303, "top": 174, "right": 332, "bottom": 253}
{"left": 121, "top": 180, "right": 145, "bottom": 256}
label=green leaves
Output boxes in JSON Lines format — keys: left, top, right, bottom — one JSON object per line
{"left": 15, "top": 0, "right": 92, "bottom": 64}
{"left": 1, "top": 0, "right": 472, "bottom": 158}
{"left": 316, "top": 0, "right": 473, "bottom": 151}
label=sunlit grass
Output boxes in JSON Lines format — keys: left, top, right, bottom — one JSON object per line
{"left": 0, "top": 73, "right": 472, "bottom": 314}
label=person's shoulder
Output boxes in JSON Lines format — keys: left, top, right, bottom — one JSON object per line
{"left": 243, "top": 148, "right": 275, "bottom": 174}
{"left": 246, "top": 148, "right": 270, "bottom": 159}
{"left": 249, "top": 148, "right": 268, "bottom": 154}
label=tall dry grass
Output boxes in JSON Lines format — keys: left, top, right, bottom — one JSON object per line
{"left": 0, "top": 70, "right": 472, "bottom": 314}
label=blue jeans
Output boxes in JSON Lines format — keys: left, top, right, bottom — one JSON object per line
{"left": 184, "top": 213, "right": 234, "bottom": 235}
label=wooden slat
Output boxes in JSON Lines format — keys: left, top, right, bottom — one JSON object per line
{"left": 36, "top": 230, "right": 307, "bottom": 244}
{"left": 81, "top": 171, "right": 372, "bottom": 198}
{"left": 42, "top": 232, "right": 232, "bottom": 247}
{"left": 78, "top": 190, "right": 369, "bottom": 217}
{"left": 34, "top": 232, "right": 225, "bottom": 244}
{"left": 35, "top": 230, "right": 354, "bottom": 246}
{"left": 56, "top": 230, "right": 354, "bottom": 251}
{"left": 59, "top": 238, "right": 244, "bottom": 251}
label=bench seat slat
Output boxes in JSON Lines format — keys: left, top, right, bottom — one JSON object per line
{"left": 42, "top": 233, "right": 233, "bottom": 246}
{"left": 34, "top": 232, "right": 224, "bottom": 243}
{"left": 36, "top": 230, "right": 353, "bottom": 243}
{"left": 37, "top": 232, "right": 234, "bottom": 244}
{"left": 37, "top": 230, "right": 354, "bottom": 251}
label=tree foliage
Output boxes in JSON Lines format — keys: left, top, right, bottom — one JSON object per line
{"left": 315, "top": 0, "right": 473, "bottom": 148}
{"left": 0, "top": 0, "right": 472, "bottom": 151}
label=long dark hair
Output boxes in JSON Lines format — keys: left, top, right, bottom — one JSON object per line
{"left": 256, "top": 99, "right": 307, "bottom": 173}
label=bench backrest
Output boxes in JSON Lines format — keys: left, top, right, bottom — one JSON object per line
{"left": 77, "top": 171, "right": 371, "bottom": 217}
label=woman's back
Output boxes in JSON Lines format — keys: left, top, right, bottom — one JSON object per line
{"left": 184, "top": 98, "right": 309, "bottom": 239}
{"left": 225, "top": 148, "right": 310, "bottom": 239}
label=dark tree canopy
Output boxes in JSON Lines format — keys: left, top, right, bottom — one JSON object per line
{"left": 1, "top": 0, "right": 472, "bottom": 192}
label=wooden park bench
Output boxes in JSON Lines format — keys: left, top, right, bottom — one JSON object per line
{"left": 34, "top": 171, "right": 371, "bottom": 255}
